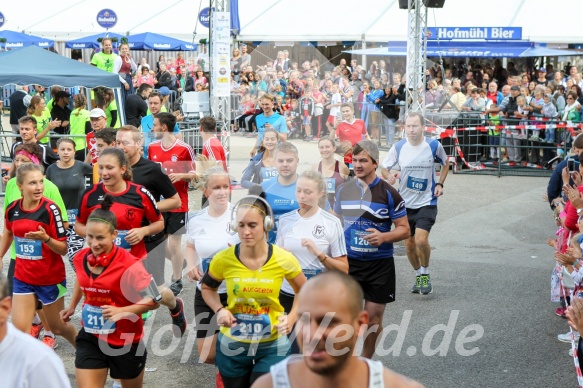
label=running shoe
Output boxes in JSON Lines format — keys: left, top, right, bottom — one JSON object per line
{"left": 420, "top": 274, "right": 433, "bottom": 295}
{"left": 170, "top": 279, "right": 183, "bottom": 296}
{"left": 42, "top": 335, "right": 58, "bottom": 349}
{"left": 558, "top": 331, "right": 580, "bottom": 343}
{"left": 411, "top": 276, "right": 421, "bottom": 294}
{"left": 30, "top": 323, "right": 44, "bottom": 339}
{"left": 171, "top": 298, "right": 187, "bottom": 338}
{"left": 555, "top": 307, "right": 567, "bottom": 318}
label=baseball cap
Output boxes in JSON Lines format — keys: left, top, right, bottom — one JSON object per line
{"left": 510, "top": 85, "right": 520, "bottom": 91}
{"left": 538, "top": 67, "right": 547, "bottom": 72}
{"left": 158, "top": 86, "right": 171, "bottom": 97}
{"left": 54, "top": 91, "right": 71, "bottom": 99}
{"left": 90, "top": 108, "right": 106, "bottom": 118}
{"left": 355, "top": 140, "right": 380, "bottom": 164}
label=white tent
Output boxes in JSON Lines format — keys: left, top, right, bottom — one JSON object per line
{"left": 236, "top": 0, "right": 582, "bottom": 44}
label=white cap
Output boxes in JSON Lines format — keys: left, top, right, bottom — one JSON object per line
{"left": 90, "top": 108, "right": 106, "bottom": 118}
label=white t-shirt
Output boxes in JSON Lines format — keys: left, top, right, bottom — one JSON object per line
{"left": 0, "top": 322, "right": 71, "bottom": 388}
{"left": 276, "top": 208, "right": 347, "bottom": 294}
{"left": 187, "top": 204, "right": 240, "bottom": 293}
{"left": 382, "top": 137, "right": 447, "bottom": 209}
{"left": 330, "top": 92, "right": 342, "bottom": 117}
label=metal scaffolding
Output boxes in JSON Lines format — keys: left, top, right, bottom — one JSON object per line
{"left": 405, "top": 0, "right": 428, "bottom": 116}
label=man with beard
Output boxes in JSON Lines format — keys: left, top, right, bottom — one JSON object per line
{"left": 252, "top": 271, "right": 423, "bottom": 388}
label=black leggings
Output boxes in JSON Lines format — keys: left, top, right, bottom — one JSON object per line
{"left": 221, "top": 372, "right": 266, "bottom": 388}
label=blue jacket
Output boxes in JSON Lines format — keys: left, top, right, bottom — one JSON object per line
{"left": 547, "top": 155, "right": 579, "bottom": 207}
{"left": 241, "top": 152, "right": 277, "bottom": 188}
{"left": 366, "top": 89, "right": 384, "bottom": 112}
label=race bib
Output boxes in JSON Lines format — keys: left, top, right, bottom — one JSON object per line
{"left": 114, "top": 230, "right": 131, "bottom": 250}
{"left": 231, "top": 314, "right": 271, "bottom": 340}
{"left": 303, "top": 268, "right": 323, "bottom": 280}
{"left": 261, "top": 167, "right": 278, "bottom": 180}
{"left": 407, "top": 176, "right": 428, "bottom": 192}
{"left": 350, "top": 230, "right": 378, "bottom": 253}
{"left": 325, "top": 178, "right": 336, "bottom": 194}
{"left": 67, "top": 209, "right": 78, "bottom": 226}
{"left": 15, "top": 237, "right": 43, "bottom": 260}
{"left": 201, "top": 257, "right": 212, "bottom": 273}
{"left": 82, "top": 305, "right": 116, "bottom": 334}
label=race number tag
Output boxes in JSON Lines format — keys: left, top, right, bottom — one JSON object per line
{"left": 325, "top": 178, "right": 336, "bottom": 194}
{"left": 67, "top": 209, "right": 78, "bottom": 226}
{"left": 82, "top": 305, "right": 116, "bottom": 334}
{"left": 201, "top": 258, "right": 212, "bottom": 273}
{"left": 349, "top": 230, "right": 377, "bottom": 253}
{"left": 231, "top": 314, "right": 271, "bottom": 340}
{"left": 406, "top": 176, "right": 428, "bottom": 192}
{"left": 261, "top": 167, "right": 278, "bottom": 180}
{"left": 115, "top": 230, "right": 131, "bottom": 250}
{"left": 15, "top": 237, "right": 43, "bottom": 260}
{"left": 303, "top": 268, "right": 323, "bottom": 280}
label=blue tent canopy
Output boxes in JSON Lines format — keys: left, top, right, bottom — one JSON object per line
{"left": 0, "top": 30, "right": 54, "bottom": 49}
{"left": 0, "top": 46, "right": 119, "bottom": 88}
{"left": 127, "top": 32, "right": 196, "bottom": 51}
{"left": 344, "top": 41, "right": 583, "bottom": 58}
{"left": 65, "top": 33, "right": 126, "bottom": 49}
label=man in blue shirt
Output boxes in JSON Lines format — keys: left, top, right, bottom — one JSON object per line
{"left": 252, "top": 94, "right": 288, "bottom": 156}
{"left": 141, "top": 91, "right": 182, "bottom": 157}
{"left": 366, "top": 80, "right": 385, "bottom": 141}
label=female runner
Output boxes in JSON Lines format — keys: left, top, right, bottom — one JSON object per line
{"left": 241, "top": 127, "right": 279, "bottom": 188}
{"left": 46, "top": 138, "right": 92, "bottom": 265}
{"left": 75, "top": 148, "right": 186, "bottom": 337}
{"left": 313, "top": 137, "right": 349, "bottom": 208}
{"left": 0, "top": 163, "right": 77, "bottom": 348}
{"left": 201, "top": 187, "right": 306, "bottom": 388}
{"left": 185, "top": 166, "right": 240, "bottom": 386}
{"left": 61, "top": 195, "right": 160, "bottom": 388}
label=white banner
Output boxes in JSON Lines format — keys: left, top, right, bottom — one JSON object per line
{"left": 212, "top": 11, "right": 230, "bottom": 97}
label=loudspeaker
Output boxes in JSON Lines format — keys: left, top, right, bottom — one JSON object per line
{"left": 399, "top": 0, "right": 445, "bottom": 8}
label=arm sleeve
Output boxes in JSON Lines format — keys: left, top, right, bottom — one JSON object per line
{"left": 329, "top": 218, "right": 347, "bottom": 257}
{"left": 283, "top": 252, "right": 303, "bottom": 280}
{"left": 139, "top": 186, "right": 162, "bottom": 222}
{"left": 84, "top": 120, "right": 92, "bottom": 135}
{"left": 208, "top": 251, "right": 224, "bottom": 280}
{"left": 47, "top": 202, "right": 67, "bottom": 240}
{"left": 241, "top": 158, "right": 259, "bottom": 189}
{"left": 113, "top": 56, "right": 125, "bottom": 83}
{"left": 76, "top": 188, "right": 91, "bottom": 225}
{"left": 109, "top": 110, "right": 118, "bottom": 127}
{"left": 547, "top": 162, "right": 565, "bottom": 205}
{"left": 387, "top": 186, "right": 407, "bottom": 220}
{"left": 564, "top": 201, "right": 580, "bottom": 232}
{"left": 153, "top": 164, "right": 179, "bottom": 199}
{"left": 381, "top": 146, "right": 398, "bottom": 169}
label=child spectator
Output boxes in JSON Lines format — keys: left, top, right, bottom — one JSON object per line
{"left": 543, "top": 93, "right": 559, "bottom": 143}
{"left": 488, "top": 104, "right": 501, "bottom": 161}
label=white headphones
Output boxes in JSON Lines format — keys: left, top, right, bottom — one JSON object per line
{"left": 229, "top": 195, "right": 274, "bottom": 232}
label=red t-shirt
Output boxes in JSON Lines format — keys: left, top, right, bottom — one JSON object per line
{"left": 74, "top": 247, "right": 152, "bottom": 346}
{"left": 77, "top": 182, "right": 161, "bottom": 259}
{"left": 86, "top": 131, "right": 98, "bottom": 164}
{"left": 147, "top": 139, "right": 196, "bottom": 213}
{"left": 202, "top": 136, "right": 228, "bottom": 172}
{"left": 5, "top": 197, "right": 67, "bottom": 286}
{"left": 335, "top": 119, "right": 368, "bottom": 164}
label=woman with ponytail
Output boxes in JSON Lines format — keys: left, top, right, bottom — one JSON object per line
{"left": 75, "top": 148, "right": 187, "bottom": 338}
{"left": 62, "top": 195, "right": 160, "bottom": 388}
{"left": 69, "top": 93, "right": 92, "bottom": 161}
{"left": 0, "top": 163, "right": 77, "bottom": 349}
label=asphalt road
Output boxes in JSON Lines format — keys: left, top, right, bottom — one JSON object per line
{"left": 1, "top": 128, "right": 575, "bottom": 387}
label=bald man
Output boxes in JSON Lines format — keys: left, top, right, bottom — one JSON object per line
{"left": 252, "top": 271, "right": 424, "bottom": 388}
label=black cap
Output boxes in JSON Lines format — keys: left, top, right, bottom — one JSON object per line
{"left": 55, "top": 91, "right": 71, "bottom": 99}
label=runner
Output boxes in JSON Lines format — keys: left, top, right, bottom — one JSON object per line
{"left": 242, "top": 127, "right": 279, "bottom": 188}
{"left": 333, "top": 140, "right": 409, "bottom": 359}
{"left": 330, "top": 103, "right": 370, "bottom": 170}
{"left": 381, "top": 112, "right": 450, "bottom": 295}
{"left": 10, "top": 115, "right": 59, "bottom": 172}
{"left": 148, "top": 112, "right": 197, "bottom": 296}
{"left": 314, "top": 137, "right": 349, "bottom": 208}
{"left": 276, "top": 170, "right": 348, "bottom": 353}
{"left": 61, "top": 195, "right": 161, "bottom": 388}
{"left": 251, "top": 94, "right": 288, "bottom": 156}
{"left": 46, "top": 138, "right": 92, "bottom": 267}
{"left": 2, "top": 143, "right": 68, "bottom": 349}
{"left": 140, "top": 92, "right": 182, "bottom": 157}
{"left": 200, "top": 115, "right": 228, "bottom": 172}
{"left": 0, "top": 163, "right": 78, "bottom": 348}
{"left": 252, "top": 271, "right": 424, "bottom": 388}
{"left": 185, "top": 166, "right": 240, "bottom": 386}
{"left": 0, "top": 274, "right": 71, "bottom": 388}
{"left": 201, "top": 190, "right": 307, "bottom": 388}
{"left": 75, "top": 148, "right": 187, "bottom": 337}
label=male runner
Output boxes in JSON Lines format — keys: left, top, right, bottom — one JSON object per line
{"left": 252, "top": 271, "right": 423, "bottom": 388}
{"left": 334, "top": 140, "right": 409, "bottom": 359}
{"left": 11, "top": 116, "right": 58, "bottom": 171}
{"left": 381, "top": 112, "right": 449, "bottom": 295}
{"left": 141, "top": 92, "right": 182, "bottom": 157}
{"left": 251, "top": 94, "right": 288, "bottom": 156}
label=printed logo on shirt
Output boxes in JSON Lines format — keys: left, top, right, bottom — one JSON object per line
{"left": 125, "top": 208, "right": 136, "bottom": 222}
{"left": 140, "top": 187, "right": 158, "bottom": 209}
{"left": 200, "top": 229, "right": 206, "bottom": 235}
{"left": 171, "top": 154, "right": 178, "bottom": 162}
{"left": 312, "top": 225, "right": 325, "bottom": 239}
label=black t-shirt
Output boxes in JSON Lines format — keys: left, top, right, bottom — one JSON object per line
{"left": 10, "top": 141, "right": 59, "bottom": 171}
{"left": 45, "top": 161, "right": 93, "bottom": 210}
{"left": 130, "top": 157, "right": 177, "bottom": 202}
{"left": 50, "top": 104, "right": 72, "bottom": 134}
{"left": 9, "top": 90, "right": 27, "bottom": 125}
{"left": 125, "top": 94, "right": 148, "bottom": 128}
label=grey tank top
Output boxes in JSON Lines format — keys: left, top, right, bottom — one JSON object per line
{"left": 270, "top": 355, "right": 384, "bottom": 388}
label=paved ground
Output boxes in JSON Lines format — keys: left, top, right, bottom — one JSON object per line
{"left": 0, "top": 115, "right": 577, "bottom": 387}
